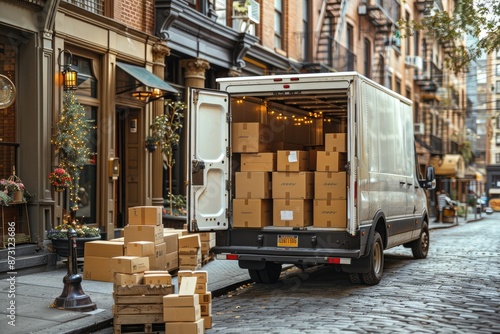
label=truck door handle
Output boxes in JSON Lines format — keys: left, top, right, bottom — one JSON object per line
{"left": 400, "top": 181, "right": 406, "bottom": 185}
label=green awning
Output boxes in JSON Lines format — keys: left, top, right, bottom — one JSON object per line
{"left": 116, "top": 61, "right": 178, "bottom": 94}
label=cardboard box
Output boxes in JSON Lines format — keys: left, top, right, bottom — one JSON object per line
{"left": 125, "top": 241, "right": 155, "bottom": 257}
{"left": 200, "top": 303, "right": 212, "bottom": 316}
{"left": 83, "top": 256, "right": 112, "bottom": 282}
{"left": 179, "top": 234, "right": 201, "bottom": 249}
{"left": 203, "top": 315, "right": 213, "bottom": 329}
{"left": 235, "top": 171, "right": 272, "bottom": 199}
{"left": 84, "top": 240, "right": 124, "bottom": 258}
{"left": 272, "top": 172, "right": 314, "bottom": 199}
{"left": 232, "top": 199, "right": 272, "bottom": 228}
{"left": 128, "top": 206, "right": 163, "bottom": 226}
{"left": 114, "top": 272, "right": 144, "bottom": 285}
{"left": 164, "top": 305, "right": 202, "bottom": 322}
{"left": 124, "top": 224, "right": 164, "bottom": 245}
{"left": 143, "top": 273, "right": 172, "bottom": 285}
{"left": 201, "top": 239, "right": 216, "bottom": 254}
{"left": 240, "top": 153, "right": 276, "bottom": 172}
{"left": 163, "top": 294, "right": 200, "bottom": 307}
{"left": 192, "top": 271, "right": 208, "bottom": 283}
{"left": 110, "top": 256, "right": 149, "bottom": 274}
{"left": 148, "top": 242, "right": 167, "bottom": 270}
{"left": 179, "top": 251, "right": 202, "bottom": 266}
{"left": 314, "top": 172, "right": 347, "bottom": 199}
{"left": 163, "top": 232, "right": 179, "bottom": 254}
{"left": 200, "top": 292, "right": 212, "bottom": 304}
{"left": 313, "top": 199, "right": 347, "bottom": 228}
{"left": 165, "top": 318, "right": 204, "bottom": 334}
{"left": 179, "top": 276, "right": 198, "bottom": 295}
{"left": 165, "top": 251, "right": 179, "bottom": 272}
{"left": 277, "top": 150, "right": 309, "bottom": 172}
{"left": 325, "top": 133, "right": 347, "bottom": 152}
{"left": 232, "top": 122, "right": 271, "bottom": 153}
{"left": 316, "top": 151, "right": 347, "bottom": 172}
{"left": 273, "top": 199, "right": 313, "bottom": 227}
{"left": 195, "top": 282, "right": 207, "bottom": 294}
{"left": 198, "top": 232, "right": 215, "bottom": 241}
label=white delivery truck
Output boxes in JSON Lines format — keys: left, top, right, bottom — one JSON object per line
{"left": 186, "top": 72, "right": 435, "bottom": 285}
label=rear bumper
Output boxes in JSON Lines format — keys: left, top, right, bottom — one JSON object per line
{"left": 212, "top": 246, "right": 360, "bottom": 265}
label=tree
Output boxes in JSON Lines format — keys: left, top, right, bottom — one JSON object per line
{"left": 149, "top": 100, "right": 185, "bottom": 215}
{"left": 52, "top": 91, "right": 94, "bottom": 216}
{"left": 399, "top": 0, "right": 500, "bottom": 73}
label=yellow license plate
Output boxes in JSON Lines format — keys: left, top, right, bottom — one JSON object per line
{"left": 277, "top": 235, "right": 298, "bottom": 248}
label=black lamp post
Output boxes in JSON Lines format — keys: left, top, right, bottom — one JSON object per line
{"left": 52, "top": 229, "right": 96, "bottom": 311}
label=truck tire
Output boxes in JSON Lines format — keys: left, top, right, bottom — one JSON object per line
{"left": 248, "top": 262, "right": 282, "bottom": 284}
{"left": 411, "top": 222, "right": 429, "bottom": 259}
{"left": 349, "top": 273, "right": 362, "bottom": 284}
{"left": 361, "top": 232, "right": 384, "bottom": 285}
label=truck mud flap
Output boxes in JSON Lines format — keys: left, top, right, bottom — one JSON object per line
{"left": 341, "top": 255, "right": 370, "bottom": 274}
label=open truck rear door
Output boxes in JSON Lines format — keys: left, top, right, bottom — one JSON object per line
{"left": 187, "top": 88, "right": 231, "bottom": 232}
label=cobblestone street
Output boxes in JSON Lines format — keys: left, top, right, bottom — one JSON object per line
{"left": 209, "top": 215, "right": 500, "bottom": 334}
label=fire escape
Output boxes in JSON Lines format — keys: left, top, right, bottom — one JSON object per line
{"left": 308, "top": 0, "right": 354, "bottom": 73}
{"left": 357, "top": 0, "right": 399, "bottom": 86}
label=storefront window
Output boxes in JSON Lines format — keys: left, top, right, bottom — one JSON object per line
{"left": 76, "top": 105, "right": 97, "bottom": 224}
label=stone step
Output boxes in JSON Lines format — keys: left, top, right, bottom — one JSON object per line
{"left": 0, "top": 249, "right": 58, "bottom": 279}
{"left": 0, "top": 243, "right": 38, "bottom": 260}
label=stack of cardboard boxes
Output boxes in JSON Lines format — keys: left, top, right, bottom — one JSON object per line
{"left": 84, "top": 206, "right": 185, "bottom": 282}
{"left": 231, "top": 121, "right": 348, "bottom": 229}
{"left": 313, "top": 133, "right": 347, "bottom": 228}
{"left": 163, "top": 270, "right": 212, "bottom": 333}
{"left": 273, "top": 150, "right": 313, "bottom": 227}
{"left": 178, "top": 234, "right": 202, "bottom": 270}
{"left": 199, "top": 232, "right": 216, "bottom": 263}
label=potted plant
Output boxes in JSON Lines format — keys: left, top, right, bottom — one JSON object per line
{"left": 149, "top": 100, "right": 185, "bottom": 219}
{"left": 0, "top": 170, "right": 26, "bottom": 203}
{"left": 46, "top": 216, "right": 101, "bottom": 257}
{"left": 145, "top": 136, "right": 158, "bottom": 152}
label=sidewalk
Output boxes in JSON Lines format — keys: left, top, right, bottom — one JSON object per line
{"left": 1, "top": 216, "right": 480, "bottom": 334}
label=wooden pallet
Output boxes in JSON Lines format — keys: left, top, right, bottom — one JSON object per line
{"left": 113, "top": 284, "right": 174, "bottom": 334}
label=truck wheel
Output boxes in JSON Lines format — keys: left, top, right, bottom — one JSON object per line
{"left": 248, "top": 262, "right": 282, "bottom": 284}
{"left": 411, "top": 223, "right": 429, "bottom": 259}
{"left": 361, "top": 232, "right": 384, "bottom": 285}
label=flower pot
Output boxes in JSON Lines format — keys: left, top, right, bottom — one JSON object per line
{"left": 54, "top": 185, "right": 66, "bottom": 192}
{"left": 146, "top": 144, "right": 157, "bottom": 152}
{"left": 50, "top": 236, "right": 101, "bottom": 258}
{"left": 11, "top": 191, "right": 23, "bottom": 203}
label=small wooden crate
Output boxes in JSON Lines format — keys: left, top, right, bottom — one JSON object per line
{"left": 113, "top": 284, "right": 174, "bottom": 334}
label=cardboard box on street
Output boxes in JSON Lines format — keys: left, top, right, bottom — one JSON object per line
{"left": 110, "top": 256, "right": 149, "bottom": 274}
{"left": 128, "top": 206, "right": 163, "bottom": 226}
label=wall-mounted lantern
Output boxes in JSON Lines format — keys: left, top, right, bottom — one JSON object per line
{"left": 58, "top": 49, "right": 78, "bottom": 91}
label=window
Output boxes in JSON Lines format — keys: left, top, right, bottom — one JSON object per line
{"left": 64, "top": 0, "right": 104, "bottom": 15}
{"left": 395, "top": 78, "right": 401, "bottom": 94}
{"left": 346, "top": 23, "right": 354, "bottom": 71}
{"left": 496, "top": 133, "right": 500, "bottom": 146}
{"left": 497, "top": 81, "right": 500, "bottom": 94}
{"left": 496, "top": 153, "right": 500, "bottom": 164}
{"left": 364, "top": 38, "right": 372, "bottom": 77}
{"left": 274, "top": 0, "right": 283, "bottom": 50}
{"left": 215, "top": 0, "right": 227, "bottom": 26}
{"left": 405, "top": 11, "right": 410, "bottom": 56}
{"left": 301, "top": 0, "right": 310, "bottom": 61}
